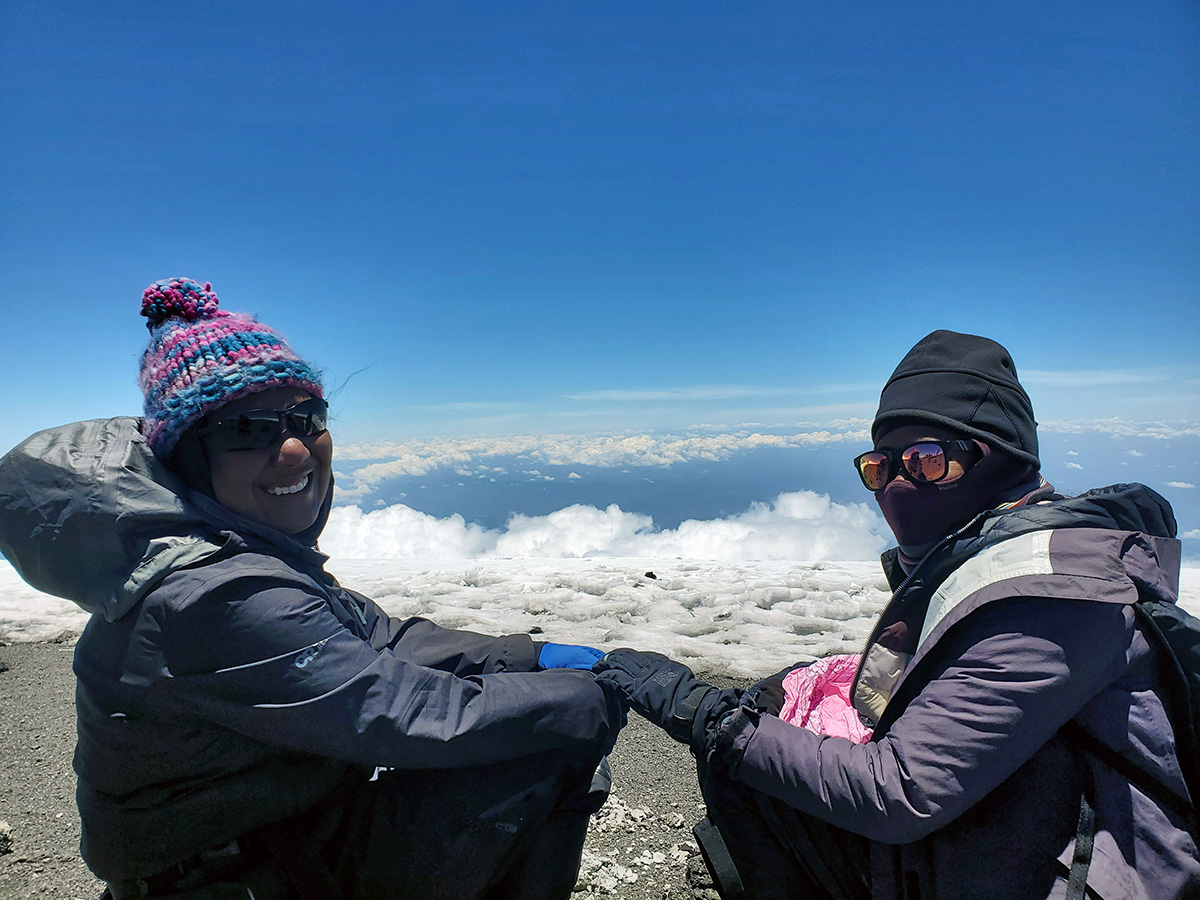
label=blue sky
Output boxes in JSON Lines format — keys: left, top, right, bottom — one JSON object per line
{"left": 2, "top": 1, "right": 1199, "bottom": 537}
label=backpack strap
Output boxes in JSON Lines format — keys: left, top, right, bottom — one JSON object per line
{"left": 1061, "top": 721, "right": 1196, "bottom": 826}
{"left": 693, "top": 816, "right": 746, "bottom": 899}
{"left": 1131, "top": 603, "right": 1200, "bottom": 814}
{"left": 1064, "top": 751, "right": 1096, "bottom": 900}
{"left": 1059, "top": 598, "right": 1199, "bottom": 876}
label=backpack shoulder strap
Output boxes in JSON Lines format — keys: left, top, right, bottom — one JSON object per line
{"left": 1131, "top": 601, "right": 1200, "bottom": 813}
{"left": 1061, "top": 597, "right": 1199, "bottom": 840}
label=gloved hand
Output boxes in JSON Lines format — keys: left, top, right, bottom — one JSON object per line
{"left": 592, "top": 649, "right": 739, "bottom": 748}
{"left": 537, "top": 642, "right": 605, "bottom": 670}
{"left": 746, "top": 664, "right": 793, "bottom": 717}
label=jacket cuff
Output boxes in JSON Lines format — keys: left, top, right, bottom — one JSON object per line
{"left": 712, "top": 707, "right": 757, "bottom": 768}
{"left": 495, "top": 633, "right": 540, "bottom": 673}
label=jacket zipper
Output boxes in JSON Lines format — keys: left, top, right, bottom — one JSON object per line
{"left": 848, "top": 510, "right": 992, "bottom": 714}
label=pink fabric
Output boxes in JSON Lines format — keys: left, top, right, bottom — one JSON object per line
{"left": 778, "top": 654, "right": 872, "bottom": 743}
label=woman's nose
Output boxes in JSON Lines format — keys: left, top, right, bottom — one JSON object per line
{"left": 274, "top": 434, "right": 311, "bottom": 465}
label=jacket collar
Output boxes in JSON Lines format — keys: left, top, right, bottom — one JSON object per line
{"left": 189, "top": 489, "right": 332, "bottom": 571}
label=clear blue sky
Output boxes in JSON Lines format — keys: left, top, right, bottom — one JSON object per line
{"left": 2, "top": 0, "right": 1198, "bottom": 456}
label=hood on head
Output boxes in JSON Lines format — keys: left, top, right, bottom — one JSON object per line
{"left": 0, "top": 418, "right": 225, "bottom": 622}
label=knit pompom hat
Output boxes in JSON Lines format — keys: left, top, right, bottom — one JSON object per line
{"left": 138, "top": 277, "right": 324, "bottom": 460}
{"left": 871, "top": 330, "right": 1040, "bottom": 468}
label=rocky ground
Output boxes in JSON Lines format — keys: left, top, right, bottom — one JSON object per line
{"left": 0, "top": 641, "right": 98, "bottom": 899}
{"left": 0, "top": 641, "right": 748, "bottom": 900}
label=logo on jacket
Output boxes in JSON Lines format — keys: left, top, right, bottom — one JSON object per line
{"left": 294, "top": 642, "right": 326, "bottom": 669}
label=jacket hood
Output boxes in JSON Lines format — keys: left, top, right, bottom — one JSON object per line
{"left": 887, "top": 482, "right": 1180, "bottom": 601}
{"left": 0, "top": 417, "right": 334, "bottom": 622}
{"left": 981, "top": 482, "right": 1176, "bottom": 540}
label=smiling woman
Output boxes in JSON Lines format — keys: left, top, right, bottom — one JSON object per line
{"left": 203, "top": 389, "right": 334, "bottom": 535}
{"left": 0, "top": 277, "right": 623, "bottom": 900}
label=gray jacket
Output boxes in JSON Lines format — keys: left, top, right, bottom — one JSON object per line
{"left": 718, "top": 484, "right": 1198, "bottom": 899}
{"left": 0, "top": 418, "right": 619, "bottom": 882}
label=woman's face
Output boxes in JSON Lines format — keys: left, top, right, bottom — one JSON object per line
{"left": 204, "top": 387, "right": 333, "bottom": 535}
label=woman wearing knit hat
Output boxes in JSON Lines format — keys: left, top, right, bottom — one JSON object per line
{"left": 0, "top": 278, "right": 622, "bottom": 900}
{"left": 591, "top": 331, "right": 1197, "bottom": 899}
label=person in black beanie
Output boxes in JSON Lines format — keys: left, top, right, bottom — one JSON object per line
{"left": 595, "top": 331, "right": 1197, "bottom": 899}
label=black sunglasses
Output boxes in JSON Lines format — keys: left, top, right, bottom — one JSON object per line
{"left": 198, "top": 398, "right": 329, "bottom": 451}
{"left": 853, "top": 439, "right": 978, "bottom": 491}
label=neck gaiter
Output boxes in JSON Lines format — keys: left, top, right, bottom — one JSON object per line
{"left": 876, "top": 443, "right": 1033, "bottom": 559}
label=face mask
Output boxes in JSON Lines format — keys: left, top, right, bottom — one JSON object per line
{"left": 876, "top": 443, "right": 1030, "bottom": 556}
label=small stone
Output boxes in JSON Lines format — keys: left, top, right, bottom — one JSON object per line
{"left": 0, "top": 820, "right": 12, "bottom": 855}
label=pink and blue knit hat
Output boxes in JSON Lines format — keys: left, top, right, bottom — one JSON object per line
{"left": 138, "top": 277, "right": 324, "bottom": 459}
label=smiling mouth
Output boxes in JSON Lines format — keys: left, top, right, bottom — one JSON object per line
{"left": 267, "top": 473, "right": 311, "bottom": 496}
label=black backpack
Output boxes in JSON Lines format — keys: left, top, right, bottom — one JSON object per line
{"left": 1135, "top": 599, "right": 1200, "bottom": 811}
{"left": 1063, "top": 596, "right": 1200, "bottom": 899}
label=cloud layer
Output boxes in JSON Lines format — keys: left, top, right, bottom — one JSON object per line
{"left": 321, "top": 490, "right": 891, "bottom": 563}
{"left": 333, "top": 426, "right": 871, "bottom": 502}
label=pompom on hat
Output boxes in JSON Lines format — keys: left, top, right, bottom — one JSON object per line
{"left": 871, "top": 330, "right": 1040, "bottom": 468}
{"left": 138, "top": 277, "right": 323, "bottom": 460}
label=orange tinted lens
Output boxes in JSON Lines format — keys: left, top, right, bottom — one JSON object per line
{"left": 857, "top": 452, "right": 891, "bottom": 490}
{"left": 901, "top": 443, "right": 948, "bottom": 482}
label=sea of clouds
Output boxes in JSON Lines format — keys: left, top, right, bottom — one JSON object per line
{"left": 4, "top": 486, "right": 1198, "bottom": 678}
{"left": 328, "top": 422, "right": 1200, "bottom": 536}
{"left": 3, "top": 418, "right": 1198, "bottom": 676}
{"left": 320, "top": 490, "right": 890, "bottom": 562}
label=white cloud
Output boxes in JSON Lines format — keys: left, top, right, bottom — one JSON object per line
{"left": 1067, "top": 450, "right": 1079, "bottom": 456}
{"left": 1126, "top": 449, "right": 1143, "bottom": 457}
{"left": 1183, "top": 529, "right": 1200, "bottom": 540}
{"left": 1041, "top": 419, "right": 1200, "bottom": 439}
{"left": 1066, "top": 461, "right": 1083, "bottom": 470}
{"left": 333, "top": 427, "right": 869, "bottom": 496}
{"left": 320, "top": 491, "right": 891, "bottom": 563}
{"left": 1166, "top": 482, "right": 1196, "bottom": 489}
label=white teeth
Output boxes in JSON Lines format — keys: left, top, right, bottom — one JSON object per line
{"left": 267, "top": 474, "right": 311, "bottom": 496}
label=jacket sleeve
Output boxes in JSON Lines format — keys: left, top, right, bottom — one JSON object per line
{"left": 721, "top": 596, "right": 1134, "bottom": 843}
{"left": 148, "top": 566, "right": 616, "bottom": 770}
{"left": 347, "top": 588, "right": 541, "bottom": 674}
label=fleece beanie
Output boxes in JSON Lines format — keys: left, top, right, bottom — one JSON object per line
{"left": 871, "top": 330, "right": 1039, "bottom": 468}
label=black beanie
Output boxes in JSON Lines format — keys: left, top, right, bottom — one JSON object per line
{"left": 872, "top": 330, "right": 1040, "bottom": 469}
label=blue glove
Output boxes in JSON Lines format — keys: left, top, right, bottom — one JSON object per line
{"left": 537, "top": 642, "right": 605, "bottom": 670}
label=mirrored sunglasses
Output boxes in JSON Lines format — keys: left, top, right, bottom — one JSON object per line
{"left": 853, "top": 439, "right": 978, "bottom": 491}
{"left": 198, "top": 398, "right": 329, "bottom": 451}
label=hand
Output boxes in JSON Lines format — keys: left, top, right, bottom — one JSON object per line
{"left": 747, "top": 665, "right": 792, "bottom": 717}
{"left": 593, "top": 649, "right": 730, "bottom": 746}
{"left": 537, "top": 642, "right": 605, "bottom": 671}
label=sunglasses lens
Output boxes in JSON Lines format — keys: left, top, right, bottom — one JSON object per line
{"left": 900, "top": 443, "right": 948, "bottom": 482}
{"left": 208, "top": 414, "right": 282, "bottom": 450}
{"left": 202, "top": 399, "right": 328, "bottom": 450}
{"left": 306, "top": 399, "right": 329, "bottom": 434}
{"left": 856, "top": 452, "right": 891, "bottom": 490}
{"left": 285, "top": 399, "right": 329, "bottom": 437}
